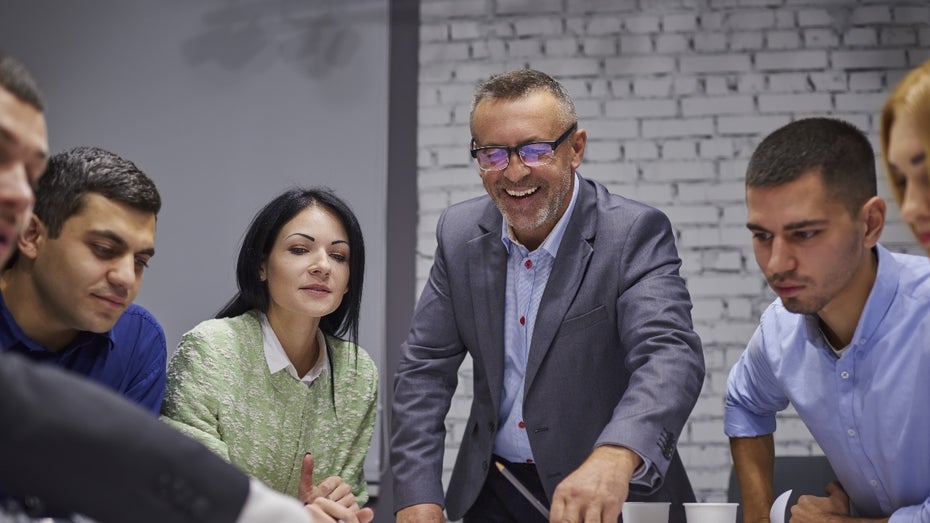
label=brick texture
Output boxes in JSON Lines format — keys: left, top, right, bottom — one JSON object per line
{"left": 416, "top": 0, "right": 928, "bottom": 506}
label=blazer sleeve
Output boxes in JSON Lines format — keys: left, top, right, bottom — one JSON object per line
{"left": 596, "top": 205, "right": 705, "bottom": 484}
{"left": 390, "top": 209, "right": 469, "bottom": 512}
{"left": 160, "top": 328, "right": 231, "bottom": 461}
{"left": 0, "top": 352, "right": 249, "bottom": 523}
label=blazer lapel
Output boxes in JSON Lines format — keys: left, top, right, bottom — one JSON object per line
{"left": 524, "top": 180, "right": 596, "bottom": 393}
{"left": 467, "top": 204, "right": 507, "bottom": 413}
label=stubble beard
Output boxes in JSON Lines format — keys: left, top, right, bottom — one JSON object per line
{"left": 492, "top": 173, "right": 572, "bottom": 238}
{"left": 773, "top": 236, "right": 864, "bottom": 316}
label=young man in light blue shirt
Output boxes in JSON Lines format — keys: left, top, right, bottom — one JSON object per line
{"left": 726, "top": 117, "right": 930, "bottom": 523}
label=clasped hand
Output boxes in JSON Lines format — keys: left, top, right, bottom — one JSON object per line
{"left": 789, "top": 481, "right": 857, "bottom": 523}
{"left": 298, "top": 453, "right": 374, "bottom": 523}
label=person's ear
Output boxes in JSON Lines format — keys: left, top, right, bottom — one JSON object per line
{"left": 569, "top": 127, "right": 587, "bottom": 171}
{"left": 16, "top": 215, "right": 46, "bottom": 261}
{"left": 259, "top": 263, "right": 267, "bottom": 282}
{"left": 861, "top": 196, "right": 886, "bottom": 248}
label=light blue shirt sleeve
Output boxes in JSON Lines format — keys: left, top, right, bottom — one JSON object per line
{"left": 724, "top": 324, "right": 787, "bottom": 438}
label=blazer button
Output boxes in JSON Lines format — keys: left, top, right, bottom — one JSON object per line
{"left": 482, "top": 460, "right": 488, "bottom": 471}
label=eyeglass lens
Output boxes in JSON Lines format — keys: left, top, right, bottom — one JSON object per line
{"left": 475, "top": 143, "right": 556, "bottom": 170}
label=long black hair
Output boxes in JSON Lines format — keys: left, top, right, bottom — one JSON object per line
{"left": 217, "top": 187, "right": 365, "bottom": 347}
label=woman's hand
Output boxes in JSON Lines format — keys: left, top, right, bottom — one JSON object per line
{"left": 298, "top": 453, "right": 361, "bottom": 510}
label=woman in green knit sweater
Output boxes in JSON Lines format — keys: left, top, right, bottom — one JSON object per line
{"left": 161, "top": 187, "right": 377, "bottom": 515}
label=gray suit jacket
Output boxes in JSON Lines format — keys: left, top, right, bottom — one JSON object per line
{"left": 392, "top": 176, "right": 705, "bottom": 521}
{"left": 0, "top": 351, "right": 249, "bottom": 523}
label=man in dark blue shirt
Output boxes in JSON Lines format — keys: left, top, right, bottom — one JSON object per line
{"left": 0, "top": 145, "right": 167, "bottom": 414}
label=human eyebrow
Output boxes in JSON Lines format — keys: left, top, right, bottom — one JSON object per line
{"left": 889, "top": 151, "right": 927, "bottom": 173}
{"left": 910, "top": 150, "right": 926, "bottom": 167}
{"left": 285, "top": 233, "right": 348, "bottom": 247}
{"left": 746, "top": 220, "right": 825, "bottom": 234}
{"left": 87, "top": 230, "right": 128, "bottom": 248}
{"left": 87, "top": 230, "right": 155, "bottom": 257}
{"left": 285, "top": 233, "right": 315, "bottom": 242}
{"left": 782, "top": 220, "right": 827, "bottom": 231}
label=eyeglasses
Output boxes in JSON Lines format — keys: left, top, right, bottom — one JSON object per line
{"left": 470, "top": 123, "right": 577, "bottom": 172}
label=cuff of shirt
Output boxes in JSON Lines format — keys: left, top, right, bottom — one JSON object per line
{"left": 237, "top": 478, "right": 312, "bottom": 523}
{"left": 629, "top": 454, "right": 659, "bottom": 489}
{"left": 724, "top": 403, "right": 777, "bottom": 438}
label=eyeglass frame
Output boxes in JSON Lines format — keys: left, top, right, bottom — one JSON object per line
{"left": 469, "top": 123, "right": 578, "bottom": 172}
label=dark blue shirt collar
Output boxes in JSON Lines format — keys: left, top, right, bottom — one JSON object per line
{"left": 0, "top": 290, "right": 116, "bottom": 356}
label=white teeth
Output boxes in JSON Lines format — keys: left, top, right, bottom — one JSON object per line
{"left": 506, "top": 187, "right": 538, "bottom": 197}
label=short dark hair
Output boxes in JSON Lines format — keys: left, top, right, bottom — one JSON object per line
{"left": 0, "top": 51, "right": 45, "bottom": 111}
{"left": 35, "top": 146, "right": 161, "bottom": 237}
{"left": 746, "top": 117, "right": 877, "bottom": 215}
{"left": 470, "top": 68, "right": 576, "bottom": 133}
{"left": 217, "top": 187, "right": 365, "bottom": 346}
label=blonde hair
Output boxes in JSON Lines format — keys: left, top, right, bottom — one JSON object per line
{"left": 879, "top": 61, "right": 930, "bottom": 206}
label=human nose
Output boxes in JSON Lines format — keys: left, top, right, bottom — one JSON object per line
{"left": 500, "top": 149, "right": 530, "bottom": 183}
{"left": 766, "top": 237, "right": 796, "bottom": 276}
{"left": 308, "top": 249, "right": 331, "bottom": 276}
{"left": 108, "top": 255, "right": 137, "bottom": 295}
{"left": 899, "top": 176, "right": 930, "bottom": 227}
{"left": 0, "top": 164, "right": 36, "bottom": 215}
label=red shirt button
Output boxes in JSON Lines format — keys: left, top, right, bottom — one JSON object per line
{"left": 518, "top": 421, "right": 525, "bottom": 429}
{"left": 519, "top": 316, "right": 525, "bottom": 325}
{"left": 524, "top": 260, "right": 533, "bottom": 269}
{"left": 526, "top": 458, "right": 534, "bottom": 463}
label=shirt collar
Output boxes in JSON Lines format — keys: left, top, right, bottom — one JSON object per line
{"left": 0, "top": 290, "right": 115, "bottom": 354}
{"left": 260, "top": 312, "right": 329, "bottom": 384}
{"left": 804, "top": 244, "right": 898, "bottom": 355}
{"left": 500, "top": 172, "right": 581, "bottom": 257}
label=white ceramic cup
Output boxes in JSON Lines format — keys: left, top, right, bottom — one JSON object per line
{"left": 621, "top": 501, "right": 670, "bottom": 523}
{"left": 682, "top": 502, "right": 739, "bottom": 523}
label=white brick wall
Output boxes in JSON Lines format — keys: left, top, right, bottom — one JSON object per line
{"left": 416, "top": 0, "right": 929, "bottom": 505}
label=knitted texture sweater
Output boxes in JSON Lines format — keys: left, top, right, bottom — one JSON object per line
{"left": 161, "top": 310, "right": 377, "bottom": 504}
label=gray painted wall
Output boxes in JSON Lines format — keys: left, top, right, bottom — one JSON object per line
{"left": 1, "top": 0, "right": 390, "bottom": 484}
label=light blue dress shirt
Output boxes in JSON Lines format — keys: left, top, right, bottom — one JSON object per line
{"left": 725, "top": 244, "right": 930, "bottom": 521}
{"left": 493, "top": 174, "right": 580, "bottom": 463}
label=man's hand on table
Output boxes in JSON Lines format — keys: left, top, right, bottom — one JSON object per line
{"left": 549, "top": 445, "right": 642, "bottom": 523}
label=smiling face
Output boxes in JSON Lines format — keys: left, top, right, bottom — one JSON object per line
{"left": 261, "top": 205, "right": 350, "bottom": 325}
{"left": 470, "top": 89, "right": 586, "bottom": 250}
{"left": 746, "top": 170, "right": 880, "bottom": 316}
{"left": 886, "top": 112, "right": 930, "bottom": 254}
{"left": 23, "top": 193, "right": 156, "bottom": 347}
{"left": 0, "top": 85, "right": 47, "bottom": 264}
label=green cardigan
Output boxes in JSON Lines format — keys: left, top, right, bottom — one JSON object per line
{"left": 160, "top": 311, "right": 377, "bottom": 505}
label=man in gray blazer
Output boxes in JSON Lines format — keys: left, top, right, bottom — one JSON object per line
{"left": 392, "top": 69, "right": 705, "bottom": 523}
